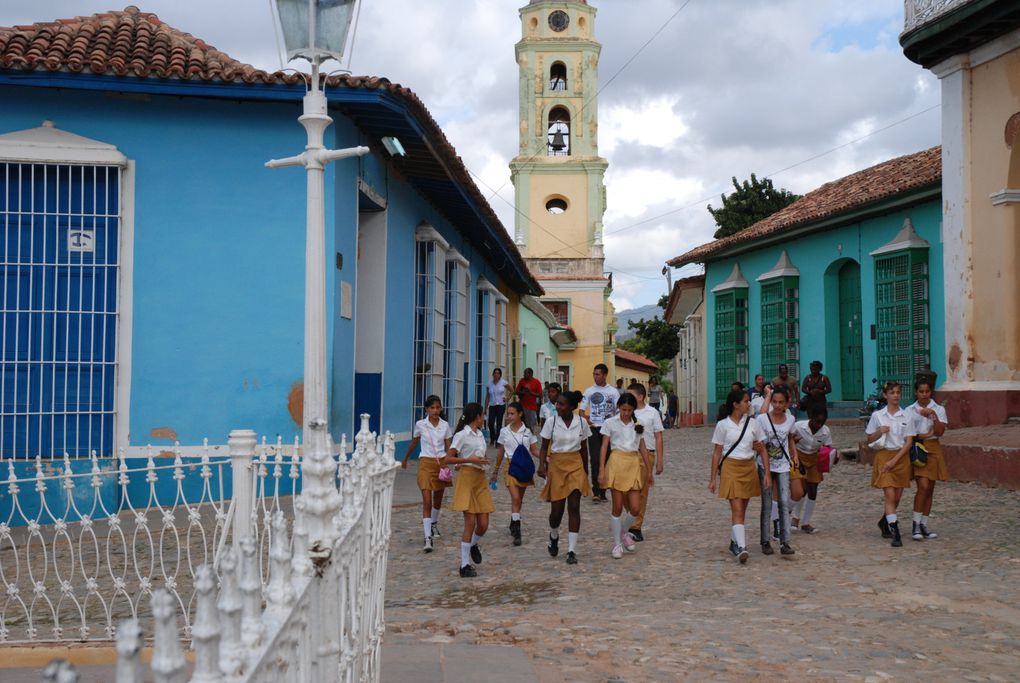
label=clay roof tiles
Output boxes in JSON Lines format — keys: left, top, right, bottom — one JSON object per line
{"left": 614, "top": 348, "right": 658, "bottom": 373}
{"left": 667, "top": 146, "right": 942, "bottom": 268}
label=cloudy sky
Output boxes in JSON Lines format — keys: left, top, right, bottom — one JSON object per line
{"left": 4, "top": 1, "right": 941, "bottom": 311}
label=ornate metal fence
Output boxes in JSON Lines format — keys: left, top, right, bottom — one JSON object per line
{"left": 903, "top": 0, "right": 972, "bottom": 33}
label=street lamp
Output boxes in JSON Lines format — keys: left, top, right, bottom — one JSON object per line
{"left": 266, "top": 0, "right": 368, "bottom": 549}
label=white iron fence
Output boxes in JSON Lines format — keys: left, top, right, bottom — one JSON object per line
{"left": 903, "top": 0, "right": 972, "bottom": 33}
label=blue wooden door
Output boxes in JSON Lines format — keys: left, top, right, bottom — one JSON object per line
{"left": 1, "top": 163, "right": 120, "bottom": 458}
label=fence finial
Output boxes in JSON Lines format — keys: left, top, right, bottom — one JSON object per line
{"left": 239, "top": 536, "right": 264, "bottom": 647}
{"left": 190, "top": 565, "right": 221, "bottom": 682}
{"left": 150, "top": 590, "right": 187, "bottom": 683}
{"left": 216, "top": 547, "right": 244, "bottom": 676}
{"left": 266, "top": 511, "right": 294, "bottom": 611}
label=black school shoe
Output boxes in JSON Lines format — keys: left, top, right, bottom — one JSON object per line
{"left": 889, "top": 522, "right": 903, "bottom": 547}
{"left": 510, "top": 520, "right": 522, "bottom": 546}
{"left": 470, "top": 544, "right": 482, "bottom": 564}
{"left": 628, "top": 528, "right": 644, "bottom": 542}
{"left": 459, "top": 564, "right": 477, "bottom": 578}
{"left": 920, "top": 524, "right": 938, "bottom": 539}
{"left": 780, "top": 543, "right": 795, "bottom": 556}
{"left": 566, "top": 551, "right": 578, "bottom": 565}
{"left": 548, "top": 533, "right": 560, "bottom": 557}
{"left": 729, "top": 540, "right": 739, "bottom": 556}
{"left": 761, "top": 542, "right": 774, "bottom": 556}
{"left": 878, "top": 516, "right": 892, "bottom": 539}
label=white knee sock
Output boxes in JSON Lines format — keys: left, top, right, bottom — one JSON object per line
{"left": 921, "top": 515, "right": 930, "bottom": 527}
{"left": 621, "top": 512, "right": 634, "bottom": 532}
{"left": 471, "top": 532, "right": 481, "bottom": 545}
{"left": 430, "top": 508, "right": 440, "bottom": 523}
{"left": 801, "top": 499, "right": 816, "bottom": 525}
{"left": 912, "top": 511, "right": 923, "bottom": 524}
{"left": 886, "top": 513, "right": 897, "bottom": 524}
{"left": 610, "top": 515, "right": 622, "bottom": 546}
{"left": 549, "top": 527, "right": 559, "bottom": 539}
{"left": 568, "top": 532, "right": 578, "bottom": 552}
{"left": 460, "top": 542, "right": 471, "bottom": 567}
{"left": 792, "top": 499, "right": 804, "bottom": 518}
{"left": 423, "top": 518, "right": 432, "bottom": 538}
{"left": 771, "top": 501, "right": 779, "bottom": 522}
{"left": 511, "top": 512, "right": 521, "bottom": 522}
{"left": 733, "top": 524, "right": 746, "bottom": 549}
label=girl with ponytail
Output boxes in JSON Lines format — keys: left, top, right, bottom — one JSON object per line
{"left": 597, "top": 392, "right": 653, "bottom": 559}
{"left": 445, "top": 402, "right": 494, "bottom": 577}
{"left": 537, "top": 390, "right": 591, "bottom": 564}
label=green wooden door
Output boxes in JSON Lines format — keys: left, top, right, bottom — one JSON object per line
{"left": 838, "top": 261, "right": 863, "bottom": 400}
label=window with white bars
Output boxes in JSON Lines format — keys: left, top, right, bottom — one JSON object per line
{"left": 496, "top": 293, "right": 509, "bottom": 376}
{"left": 413, "top": 233, "right": 447, "bottom": 425}
{"left": 1, "top": 163, "right": 121, "bottom": 458}
{"left": 474, "top": 278, "right": 497, "bottom": 403}
{"left": 443, "top": 251, "right": 469, "bottom": 421}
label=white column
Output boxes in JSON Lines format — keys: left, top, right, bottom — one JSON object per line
{"left": 228, "top": 429, "right": 256, "bottom": 544}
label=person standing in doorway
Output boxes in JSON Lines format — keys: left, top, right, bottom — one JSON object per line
{"left": 484, "top": 368, "right": 509, "bottom": 447}
{"left": 581, "top": 363, "right": 620, "bottom": 502}
{"left": 800, "top": 361, "right": 831, "bottom": 415}
{"left": 515, "top": 368, "right": 544, "bottom": 433}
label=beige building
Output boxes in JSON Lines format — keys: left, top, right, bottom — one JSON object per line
{"left": 665, "top": 275, "right": 707, "bottom": 425}
{"left": 511, "top": 0, "right": 614, "bottom": 390}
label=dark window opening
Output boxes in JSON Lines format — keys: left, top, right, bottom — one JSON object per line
{"left": 550, "top": 62, "right": 567, "bottom": 91}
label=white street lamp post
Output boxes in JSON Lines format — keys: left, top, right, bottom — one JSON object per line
{"left": 266, "top": 0, "right": 366, "bottom": 550}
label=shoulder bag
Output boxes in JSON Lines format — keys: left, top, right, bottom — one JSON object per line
{"left": 426, "top": 426, "right": 453, "bottom": 483}
{"left": 717, "top": 416, "right": 751, "bottom": 474}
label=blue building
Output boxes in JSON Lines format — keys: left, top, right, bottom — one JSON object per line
{"left": 667, "top": 148, "right": 943, "bottom": 417}
{"left": 0, "top": 7, "right": 541, "bottom": 459}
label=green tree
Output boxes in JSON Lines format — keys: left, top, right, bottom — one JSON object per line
{"left": 707, "top": 174, "right": 800, "bottom": 239}
{"left": 621, "top": 315, "right": 680, "bottom": 363}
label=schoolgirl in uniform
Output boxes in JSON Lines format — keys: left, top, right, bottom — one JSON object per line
{"left": 537, "top": 390, "right": 591, "bottom": 565}
{"left": 790, "top": 404, "right": 835, "bottom": 534}
{"left": 444, "top": 403, "right": 495, "bottom": 577}
{"left": 755, "top": 385, "right": 798, "bottom": 556}
{"left": 627, "top": 383, "right": 664, "bottom": 542}
{"left": 598, "top": 393, "right": 653, "bottom": 559}
{"left": 490, "top": 402, "right": 540, "bottom": 546}
{"left": 865, "top": 381, "right": 916, "bottom": 547}
{"left": 906, "top": 378, "right": 949, "bottom": 540}
{"left": 709, "top": 390, "right": 769, "bottom": 564}
{"left": 400, "top": 395, "right": 452, "bottom": 553}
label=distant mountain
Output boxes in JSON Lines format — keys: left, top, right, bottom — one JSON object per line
{"left": 615, "top": 304, "right": 663, "bottom": 342}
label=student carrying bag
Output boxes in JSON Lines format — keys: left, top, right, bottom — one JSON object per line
{"left": 717, "top": 416, "right": 751, "bottom": 474}
{"left": 508, "top": 432, "right": 536, "bottom": 483}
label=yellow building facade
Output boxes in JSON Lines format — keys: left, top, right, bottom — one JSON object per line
{"left": 511, "top": 0, "right": 614, "bottom": 390}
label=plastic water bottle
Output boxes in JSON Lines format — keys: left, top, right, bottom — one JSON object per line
{"left": 490, "top": 479, "right": 498, "bottom": 491}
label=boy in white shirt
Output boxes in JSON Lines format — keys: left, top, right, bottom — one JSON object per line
{"left": 580, "top": 363, "right": 620, "bottom": 502}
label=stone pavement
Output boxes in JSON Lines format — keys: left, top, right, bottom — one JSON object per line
{"left": 385, "top": 424, "right": 1020, "bottom": 682}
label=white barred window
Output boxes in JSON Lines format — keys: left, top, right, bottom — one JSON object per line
{"left": 443, "top": 248, "right": 469, "bottom": 421}
{"left": 475, "top": 276, "right": 498, "bottom": 403}
{"left": 413, "top": 223, "right": 448, "bottom": 424}
{"left": 495, "top": 291, "right": 509, "bottom": 375}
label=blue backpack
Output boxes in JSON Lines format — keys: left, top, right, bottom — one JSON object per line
{"left": 508, "top": 432, "right": 536, "bottom": 483}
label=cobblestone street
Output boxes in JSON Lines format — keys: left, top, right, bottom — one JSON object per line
{"left": 385, "top": 425, "right": 1020, "bottom": 682}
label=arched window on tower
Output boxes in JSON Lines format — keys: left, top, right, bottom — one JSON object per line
{"left": 550, "top": 62, "right": 567, "bottom": 91}
{"left": 547, "top": 107, "right": 570, "bottom": 156}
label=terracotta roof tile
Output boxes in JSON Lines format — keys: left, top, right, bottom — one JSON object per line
{"left": 614, "top": 348, "right": 658, "bottom": 373}
{"left": 667, "top": 146, "right": 942, "bottom": 267}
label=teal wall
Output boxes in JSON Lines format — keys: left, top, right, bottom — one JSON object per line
{"left": 705, "top": 198, "right": 944, "bottom": 405}
{"left": 519, "top": 305, "right": 559, "bottom": 379}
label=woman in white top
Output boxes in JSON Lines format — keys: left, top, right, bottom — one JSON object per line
{"left": 710, "top": 389, "right": 769, "bottom": 564}
{"left": 627, "top": 383, "right": 665, "bottom": 542}
{"left": 906, "top": 378, "right": 949, "bottom": 540}
{"left": 755, "top": 385, "right": 798, "bottom": 556}
{"left": 445, "top": 403, "right": 493, "bottom": 578}
{"left": 401, "top": 395, "right": 453, "bottom": 553}
{"left": 484, "top": 368, "right": 510, "bottom": 446}
{"left": 790, "top": 404, "right": 835, "bottom": 534}
{"left": 598, "top": 393, "right": 653, "bottom": 559}
{"left": 537, "top": 390, "right": 591, "bottom": 565}
{"left": 865, "top": 381, "right": 916, "bottom": 547}
{"left": 490, "top": 402, "right": 540, "bottom": 546}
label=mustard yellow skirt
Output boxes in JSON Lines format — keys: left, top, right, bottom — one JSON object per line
{"left": 871, "top": 449, "right": 912, "bottom": 489}
{"left": 541, "top": 451, "right": 592, "bottom": 502}
{"left": 913, "top": 439, "right": 949, "bottom": 481}
{"left": 604, "top": 450, "right": 644, "bottom": 492}
{"left": 417, "top": 456, "right": 452, "bottom": 491}
{"left": 505, "top": 470, "right": 534, "bottom": 489}
{"left": 719, "top": 458, "right": 761, "bottom": 500}
{"left": 451, "top": 467, "right": 495, "bottom": 513}
{"left": 792, "top": 451, "right": 824, "bottom": 484}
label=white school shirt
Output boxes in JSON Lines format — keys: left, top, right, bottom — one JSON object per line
{"left": 497, "top": 424, "right": 537, "bottom": 454}
{"left": 905, "top": 401, "right": 948, "bottom": 440}
{"left": 866, "top": 406, "right": 916, "bottom": 451}
{"left": 634, "top": 405, "right": 664, "bottom": 451}
{"left": 580, "top": 384, "right": 620, "bottom": 427}
{"left": 450, "top": 427, "right": 489, "bottom": 470}
{"left": 539, "top": 401, "right": 557, "bottom": 423}
{"left": 540, "top": 414, "right": 592, "bottom": 453}
{"left": 486, "top": 378, "right": 509, "bottom": 406}
{"left": 711, "top": 415, "right": 764, "bottom": 461}
{"left": 791, "top": 420, "right": 833, "bottom": 455}
{"left": 756, "top": 412, "right": 794, "bottom": 473}
{"left": 413, "top": 418, "right": 452, "bottom": 458}
{"left": 600, "top": 414, "right": 643, "bottom": 453}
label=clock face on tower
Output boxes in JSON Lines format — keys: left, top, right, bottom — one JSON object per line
{"left": 549, "top": 10, "right": 569, "bottom": 32}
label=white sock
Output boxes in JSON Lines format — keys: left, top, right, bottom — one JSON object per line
{"left": 921, "top": 515, "right": 930, "bottom": 527}
{"left": 621, "top": 512, "right": 634, "bottom": 532}
{"left": 460, "top": 542, "right": 471, "bottom": 567}
{"left": 471, "top": 532, "right": 480, "bottom": 546}
{"left": 912, "top": 511, "right": 923, "bottom": 524}
{"left": 423, "top": 518, "right": 432, "bottom": 538}
{"left": 886, "top": 513, "right": 897, "bottom": 524}
{"left": 733, "top": 524, "right": 746, "bottom": 549}
{"left": 549, "top": 527, "right": 559, "bottom": 539}
{"left": 792, "top": 500, "right": 804, "bottom": 518}
{"left": 430, "top": 508, "right": 440, "bottom": 523}
{"left": 771, "top": 501, "right": 779, "bottom": 522}
{"left": 610, "top": 515, "right": 622, "bottom": 546}
{"left": 568, "top": 532, "right": 578, "bottom": 553}
{"left": 511, "top": 512, "right": 521, "bottom": 522}
{"left": 731, "top": 525, "right": 738, "bottom": 543}
{"left": 802, "top": 499, "right": 816, "bottom": 525}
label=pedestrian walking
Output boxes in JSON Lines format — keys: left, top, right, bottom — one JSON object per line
{"left": 750, "top": 374, "right": 767, "bottom": 414}
{"left": 667, "top": 391, "right": 679, "bottom": 428}
{"left": 770, "top": 364, "right": 801, "bottom": 410}
{"left": 755, "top": 385, "right": 797, "bottom": 556}
{"left": 539, "top": 382, "right": 560, "bottom": 430}
{"left": 445, "top": 403, "right": 494, "bottom": 577}
{"left": 581, "top": 363, "right": 620, "bottom": 502}
{"left": 627, "top": 382, "right": 664, "bottom": 542}
{"left": 484, "top": 368, "right": 509, "bottom": 446}
{"left": 597, "top": 393, "right": 653, "bottom": 559}
{"left": 906, "top": 378, "right": 949, "bottom": 540}
{"left": 790, "top": 405, "right": 835, "bottom": 533}
{"left": 537, "top": 390, "right": 591, "bottom": 565}
{"left": 515, "top": 368, "right": 544, "bottom": 432}
{"left": 799, "top": 361, "right": 832, "bottom": 415}
{"left": 865, "top": 381, "right": 916, "bottom": 548}
{"left": 709, "top": 390, "right": 769, "bottom": 564}
{"left": 400, "top": 395, "right": 452, "bottom": 553}
{"left": 648, "top": 377, "right": 663, "bottom": 414}
{"left": 490, "top": 402, "right": 540, "bottom": 546}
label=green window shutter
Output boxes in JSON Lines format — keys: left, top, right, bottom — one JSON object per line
{"left": 875, "top": 249, "right": 929, "bottom": 388}
{"left": 759, "top": 276, "right": 799, "bottom": 381}
{"left": 715, "top": 288, "right": 749, "bottom": 398}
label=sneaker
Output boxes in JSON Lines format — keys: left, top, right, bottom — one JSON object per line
{"left": 761, "top": 542, "right": 774, "bottom": 556}
{"left": 628, "top": 528, "right": 644, "bottom": 542}
{"left": 800, "top": 524, "right": 817, "bottom": 534}
{"left": 547, "top": 533, "right": 559, "bottom": 557}
{"left": 510, "top": 520, "right": 522, "bottom": 546}
{"left": 729, "top": 540, "right": 739, "bottom": 557}
{"left": 737, "top": 547, "right": 749, "bottom": 564}
{"left": 911, "top": 522, "right": 923, "bottom": 541}
{"left": 611, "top": 544, "right": 624, "bottom": 559}
{"left": 890, "top": 521, "right": 903, "bottom": 548}
{"left": 459, "top": 564, "right": 477, "bottom": 578}
{"left": 598, "top": 493, "right": 609, "bottom": 502}
{"left": 621, "top": 531, "right": 636, "bottom": 552}
{"left": 878, "top": 516, "right": 892, "bottom": 539}
{"left": 470, "top": 544, "right": 482, "bottom": 564}
{"left": 591, "top": 495, "right": 601, "bottom": 504}
{"left": 920, "top": 524, "right": 938, "bottom": 539}
{"left": 431, "top": 523, "right": 441, "bottom": 538}
{"left": 423, "top": 536, "right": 433, "bottom": 553}
{"left": 780, "top": 543, "right": 795, "bottom": 556}
{"left": 565, "top": 551, "right": 578, "bottom": 565}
